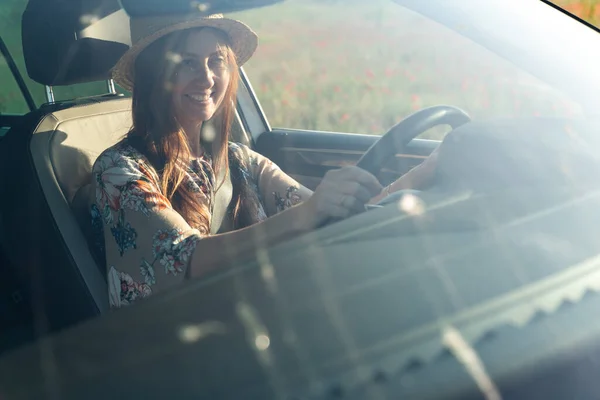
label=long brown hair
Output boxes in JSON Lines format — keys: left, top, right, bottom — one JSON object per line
{"left": 126, "top": 28, "right": 240, "bottom": 234}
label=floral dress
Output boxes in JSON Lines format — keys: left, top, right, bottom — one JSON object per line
{"left": 90, "top": 140, "right": 310, "bottom": 309}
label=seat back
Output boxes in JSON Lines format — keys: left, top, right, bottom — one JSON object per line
{"left": 30, "top": 98, "right": 133, "bottom": 288}
{"left": 0, "top": 98, "right": 132, "bottom": 333}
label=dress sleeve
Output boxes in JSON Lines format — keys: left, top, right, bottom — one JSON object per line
{"left": 91, "top": 145, "right": 204, "bottom": 310}
{"left": 236, "top": 144, "right": 313, "bottom": 217}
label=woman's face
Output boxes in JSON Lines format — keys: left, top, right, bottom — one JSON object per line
{"left": 170, "top": 28, "right": 232, "bottom": 130}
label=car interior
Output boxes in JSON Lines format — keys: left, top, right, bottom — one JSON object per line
{"left": 0, "top": 0, "right": 432, "bottom": 354}
{"left": 7, "top": 0, "right": 600, "bottom": 399}
{"left": 0, "top": 0, "right": 281, "bottom": 349}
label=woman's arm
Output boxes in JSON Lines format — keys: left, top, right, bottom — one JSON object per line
{"left": 187, "top": 200, "right": 311, "bottom": 277}
{"left": 189, "top": 163, "right": 383, "bottom": 277}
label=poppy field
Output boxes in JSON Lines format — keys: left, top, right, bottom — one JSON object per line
{"left": 0, "top": 0, "right": 599, "bottom": 135}
{"left": 231, "top": 0, "right": 600, "bottom": 137}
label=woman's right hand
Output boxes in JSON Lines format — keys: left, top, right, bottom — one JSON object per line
{"left": 301, "top": 166, "right": 383, "bottom": 228}
{"left": 368, "top": 146, "right": 440, "bottom": 205}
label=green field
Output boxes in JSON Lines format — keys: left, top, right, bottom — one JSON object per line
{"left": 230, "top": 0, "right": 591, "bottom": 136}
{"left": 1, "top": 0, "right": 599, "bottom": 137}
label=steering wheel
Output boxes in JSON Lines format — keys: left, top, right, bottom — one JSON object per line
{"left": 356, "top": 105, "right": 472, "bottom": 177}
{"left": 318, "top": 106, "right": 471, "bottom": 227}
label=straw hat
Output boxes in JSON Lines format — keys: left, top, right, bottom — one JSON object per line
{"left": 112, "top": 13, "right": 258, "bottom": 91}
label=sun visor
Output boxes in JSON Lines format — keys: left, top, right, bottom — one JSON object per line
{"left": 22, "top": 0, "right": 130, "bottom": 86}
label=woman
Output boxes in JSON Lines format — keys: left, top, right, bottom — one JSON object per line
{"left": 92, "top": 13, "right": 436, "bottom": 309}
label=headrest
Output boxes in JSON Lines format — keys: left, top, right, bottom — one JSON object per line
{"left": 22, "top": 0, "right": 131, "bottom": 86}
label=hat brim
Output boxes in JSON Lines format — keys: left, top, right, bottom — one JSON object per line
{"left": 112, "top": 17, "right": 258, "bottom": 92}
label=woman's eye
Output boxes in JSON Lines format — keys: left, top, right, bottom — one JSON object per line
{"left": 210, "top": 57, "right": 227, "bottom": 67}
{"left": 182, "top": 59, "right": 197, "bottom": 69}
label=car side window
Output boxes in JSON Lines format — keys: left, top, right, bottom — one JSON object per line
{"left": 1, "top": 0, "right": 39, "bottom": 115}
{"left": 0, "top": 50, "right": 30, "bottom": 115}
{"left": 230, "top": 0, "right": 583, "bottom": 139}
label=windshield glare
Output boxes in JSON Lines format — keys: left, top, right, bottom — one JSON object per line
{"left": 231, "top": 0, "right": 598, "bottom": 137}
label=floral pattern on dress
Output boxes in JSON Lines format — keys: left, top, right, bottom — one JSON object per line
{"left": 95, "top": 150, "right": 142, "bottom": 219}
{"left": 274, "top": 185, "right": 303, "bottom": 213}
{"left": 108, "top": 266, "right": 152, "bottom": 308}
{"left": 185, "top": 158, "right": 216, "bottom": 214}
{"left": 110, "top": 210, "right": 138, "bottom": 256}
{"left": 140, "top": 259, "right": 156, "bottom": 285}
{"left": 229, "top": 143, "right": 269, "bottom": 221}
{"left": 152, "top": 228, "right": 199, "bottom": 276}
{"left": 120, "top": 177, "right": 170, "bottom": 216}
{"left": 190, "top": 157, "right": 215, "bottom": 191}
{"left": 94, "top": 144, "right": 176, "bottom": 256}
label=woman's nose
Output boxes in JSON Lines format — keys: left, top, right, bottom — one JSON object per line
{"left": 195, "top": 64, "right": 214, "bottom": 88}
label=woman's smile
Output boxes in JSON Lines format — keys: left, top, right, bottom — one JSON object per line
{"left": 185, "top": 93, "right": 212, "bottom": 103}
{"left": 184, "top": 92, "right": 214, "bottom": 107}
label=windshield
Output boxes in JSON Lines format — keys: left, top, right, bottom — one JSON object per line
{"left": 395, "top": 0, "right": 600, "bottom": 113}
{"left": 231, "top": 0, "right": 600, "bottom": 137}
{"left": 5, "top": 1, "right": 600, "bottom": 399}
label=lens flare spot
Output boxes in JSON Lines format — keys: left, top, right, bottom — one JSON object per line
{"left": 80, "top": 14, "right": 99, "bottom": 25}
{"left": 201, "top": 124, "right": 216, "bottom": 142}
{"left": 255, "top": 334, "right": 270, "bottom": 351}
{"left": 166, "top": 51, "right": 183, "bottom": 64}
{"left": 190, "top": 1, "right": 211, "bottom": 12}
{"left": 397, "top": 193, "right": 425, "bottom": 216}
{"left": 177, "top": 322, "right": 226, "bottom": 343}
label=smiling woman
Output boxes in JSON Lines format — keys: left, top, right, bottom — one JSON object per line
{"left": 91, "top": 12, "right": 388, "bottom": 308}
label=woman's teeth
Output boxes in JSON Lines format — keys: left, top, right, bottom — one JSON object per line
{"left": 188, "top": 94, "right": 211, "bottom": 102}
